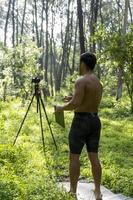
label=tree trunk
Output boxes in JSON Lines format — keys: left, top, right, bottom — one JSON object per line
{"left": 44, "top": 0, "right": 49, "bottom": 96}
{"left": 50, "top": 11, "right": 58, "bottom": 93}
{"left": 77, "top": 0, "right": 85, "bottom": 54}
{"left": 53, "top": 41, "right": 58, "bottom": 93}
{"left": 116, "top": 66, "right": 123, "bottom": 100}
{"left": 55, "top": 0, "right": 71, "bottom": 91}
{"left": 99, "top": 0, "right": 103, "bottom": 24}
{"left": 40, "top": 0, "right": 45, "bottom": 47}
{"left": 20, "top": 0, "right": 27, "bottom": 42}
{"left": 116, "top": 0, "right": 128, "bottom": 100}
{"left": 16, "top": 0, "right": 19, "bottom": 45}
{"left": 71, "top": 20, "right": 78, "bottom": 74}
{"left": 3, "top": 81, "right": 7, "bottom": 102}
{"left": 90, "top": 0, "right": 99, "bottom": 53}
{"left": 32, "top": 5, "right": 35, "bottom": 42}
{"left": 49, "top": 5, "right": 55, "bottom": 96}
{"left": 34, "top": 0, "right": 40, "bottom": 47}
{"left": 128, "top": 0, "right": 133, "bottom": 23}
{"left": 60, "top": 15, "right": 64, "bottom": 48}
{"left": 12, "top": 0, "right": 16, "bottom": 47}
{"left": 50, "top": 37, "right": 54, "bottom": 96}
{"left": 55, "top": 28, "right": 68, "bottom": 91}
{"left": 63, "top": 8, "right": 74, "bottom": 78}
{"left": 4, "top": 0, "right": 12, "bottom": 46}
{"left": 124, "top": 73, "right": 133, "bottom": 114}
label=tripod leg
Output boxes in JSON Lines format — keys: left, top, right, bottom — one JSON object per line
{"left": 38, "top": 97, "right": 45, "bottom": 154}
{"left": 36, "top": 95, "right": 39, "bottom": 113}
{"left": 40, "top": 96, "right": 57, "bottom": 150}
{"left": 13, "top": 94, "right": 35, "bottom": 145}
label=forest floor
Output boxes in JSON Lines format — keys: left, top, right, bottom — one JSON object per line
{"left": 0, "top": 96, "right": 133, "bottom": 199}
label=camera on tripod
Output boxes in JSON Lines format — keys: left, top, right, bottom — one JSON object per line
{"left": 13, "top": 76, "right": 57, "bottom": 153}
{"left": 32, "top": 77, "right": 40, "bottom": 84}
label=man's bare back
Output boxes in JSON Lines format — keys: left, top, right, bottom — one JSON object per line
{"left": 56, "top": 73, "right": 103, "bottom": 113}
{"left": 55, "top": 52, "right": 103, "bottom": 200}
{"left": 75, "top": 74, "right": 103, "bottom": 113}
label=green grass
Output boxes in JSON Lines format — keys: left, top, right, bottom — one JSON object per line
{"left": 0, "top": 95, "right": 133, "bottom": 199}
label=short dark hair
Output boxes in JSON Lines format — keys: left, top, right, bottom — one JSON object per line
{"left": 80, "top": 52, "right": 97, "bottom": 70}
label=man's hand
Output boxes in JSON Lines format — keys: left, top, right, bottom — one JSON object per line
{"left": 55, "top": 105, "right": 64, "bottom": 112}
{"left": 63, "top": 95, "right": 73, "bottom": 102}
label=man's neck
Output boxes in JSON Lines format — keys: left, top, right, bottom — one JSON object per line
{"left": 84, "top": 70, "right": 93, "bottom": 75}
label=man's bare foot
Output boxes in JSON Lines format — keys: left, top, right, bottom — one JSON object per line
{"left": 93, "top": 189, "right": 103, "bottom": 200}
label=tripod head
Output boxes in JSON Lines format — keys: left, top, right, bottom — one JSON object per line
{"left": 32, "top": 77, "right": 41, "bottom": 97}
{"left": 32, "top": 77, "right": 41, "bottom": 84}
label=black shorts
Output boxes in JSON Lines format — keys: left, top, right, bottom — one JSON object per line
{"left": 69, "top": 112, "right": 101, "bottom": 154}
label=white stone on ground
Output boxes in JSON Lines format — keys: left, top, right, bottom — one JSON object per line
{"left": 58, "top": 182, "right": 133, "bottom": 200}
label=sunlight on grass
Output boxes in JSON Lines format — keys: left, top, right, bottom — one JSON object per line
{"left": 0, "top": 97, "right": 133, "bottom": 198}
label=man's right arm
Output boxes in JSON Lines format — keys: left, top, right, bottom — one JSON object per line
{"left": 62, "top": 78, "right": 85, "bottom": 111}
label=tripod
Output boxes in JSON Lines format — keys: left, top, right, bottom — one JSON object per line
{"left": 13, "top": 81, "right": 57, "bottom": 153}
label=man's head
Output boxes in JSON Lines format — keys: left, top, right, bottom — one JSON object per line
{"left": 80, "top": 52, "right": 97, "bottom": 75}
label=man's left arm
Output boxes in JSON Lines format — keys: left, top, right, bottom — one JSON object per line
{"left": 56, "top": 78, "right": 85, "bottom": 111}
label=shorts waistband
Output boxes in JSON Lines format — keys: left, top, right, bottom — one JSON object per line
{"left": 74, "top": 112, "right": 98, "bottom": 117}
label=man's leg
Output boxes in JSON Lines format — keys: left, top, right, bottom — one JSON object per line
{"left": 88, "top": 152, "right": 102, "bottom": 199}
{"left": 69, "top": 153, "right": 80, "bottom": 193}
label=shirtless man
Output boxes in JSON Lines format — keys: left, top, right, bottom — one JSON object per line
{"left": 55, "top": 52, "right": 103, "bottom": 200}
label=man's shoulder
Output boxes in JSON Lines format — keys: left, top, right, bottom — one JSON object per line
{"left": 75, "top": 77, "right": 85, "bottom": 86}
{"left": 76, "top": 76, "right": 86, "bottom": 83}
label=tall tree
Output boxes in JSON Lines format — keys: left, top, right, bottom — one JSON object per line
{"left": 90, "top": 0, "right": 99, "bottom": 53}
{"left": 40, "top": 0, "right": 45, "bottom": 47}
{"left": 32, "top": 4, "right": 35, "bottom": 42}
{"left": 12, "top": 0, "right": 16, "bottom": 47}
{"left": 44, "top": 0, "right": 49, "bottom": 95}
{"left": 20, "top": 0, "right": 27, "bottom": 42}
{"left": 34, "top": 0, "right": 40, "bottom": 47}
{"left": 77, "top": 0, "right": 85, "bottom": 54}
{"left": 4, "top": 0, "right": 12, "bottom": 46}
{"left": 71, "top": 20, "right": 78, "bottom": 75}
{"left": 16, "top": 0, "right": 19, "bottom": 45}
{"left": 116, "top": 0, "right": 129, "bottom": 100}
{"left": 55, "top": 0, "right": 71, "bottom": 91}
{"left": 128, "top": 0, "right": 132, "bottom": 23}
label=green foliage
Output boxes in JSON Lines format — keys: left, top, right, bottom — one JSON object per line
{"left": 53, "top": 71, "right": 79, "bottom": 104}
{"left": 94, "top": 25, "right": 133, "bottom": 113}
{"left": 0, "top": 99, "right": 74, "bottom": 200}
{"left": 0, "top": 143, "right": 73, "bottom": 200}
{"left": 0, "top": 94, "right": 133, "bottom": 198}
{"left": 0, "top": 39, "right": 41, "bottom": 100}
{"left": 62, "top": 71, "right": 79, "bottom": 93}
